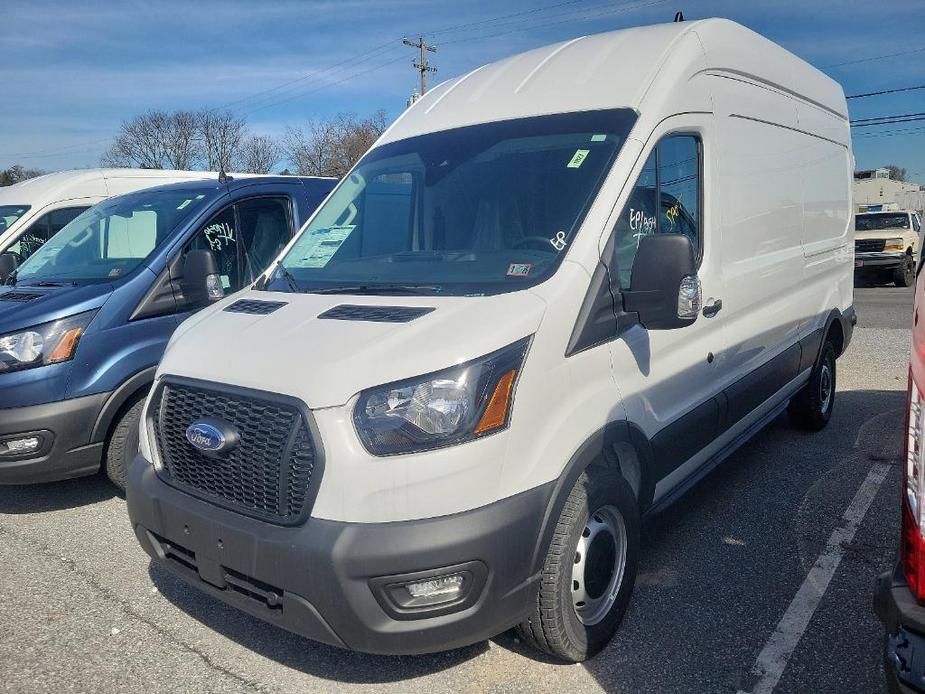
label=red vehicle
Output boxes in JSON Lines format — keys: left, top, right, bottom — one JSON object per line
{"left": 876, "top": 263, "right": 925, "bottom": 692}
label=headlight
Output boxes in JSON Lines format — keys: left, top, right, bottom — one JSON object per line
{"left": 0, "top": 310, "right": 96, "bottom": 374}
{"left": 354, "top": 337, "right": 531, "bottom": 455}
{"left": 885, "top": 238, "right": 906, "bottom": 251}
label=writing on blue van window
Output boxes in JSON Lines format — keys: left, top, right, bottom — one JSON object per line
{"left": 204, "top": 222, "right": 235, "bottom": 252}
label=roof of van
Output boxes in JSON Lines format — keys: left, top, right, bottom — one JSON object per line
{"left": 0, "top": 168, "right": 213, "bottom": 205}
{"left": 95, "top": 175, "right": 336, "bottom": 197}
{"left": 381, "top": 18, "right": 847, "bottom": 144}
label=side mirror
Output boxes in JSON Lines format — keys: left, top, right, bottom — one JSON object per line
{"left": 0, "top": 253, "right": 17, "bottom": 284}
{"left": 181, "top": 249, "right": 224, "bottom": 307}
{"left": 622, "top": 234, "right": 700, "bottom": 330}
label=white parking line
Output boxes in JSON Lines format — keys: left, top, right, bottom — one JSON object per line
{"left": 737, "top": 463, "right": 891, "bottom": 694}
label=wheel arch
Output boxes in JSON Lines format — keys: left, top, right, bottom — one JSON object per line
{"left": 90, "top": 367, "right": 157, "bottom": 444}
{"left": 528, "top": 420, "right": 655, "bottom": 575}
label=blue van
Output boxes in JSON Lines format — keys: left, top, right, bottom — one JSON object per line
{"left": 0, "top": 175, "right": 334, "bottom": 488}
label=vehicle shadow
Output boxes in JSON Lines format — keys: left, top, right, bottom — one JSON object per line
{"left": 149, "top": 561, "right": 487, "bottom": 683}
{"left": 579, "top": 388, "right": 905, "bottom": 693}
{"left": 0, "top": 472, "right": 116, "bottom": 514}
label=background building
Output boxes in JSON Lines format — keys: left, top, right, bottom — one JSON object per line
{"left": 854, "top": 167, "right": 925, "bottom": 214}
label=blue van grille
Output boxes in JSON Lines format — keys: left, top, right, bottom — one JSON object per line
{"left": 151, "top": 382, "right": 317, "bottom": 525}
{"left": 0, "top": 291, "right": 43, "bottom": 302}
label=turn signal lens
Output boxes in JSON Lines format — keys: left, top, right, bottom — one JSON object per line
{"left": 46, "top": 327, "right": 82, "bottom": 364}
{"left": 474, "top": 369, "right": 516, "bottom": 434}
{"left": 885, "top": 238, "right": 906, "bottom": 251}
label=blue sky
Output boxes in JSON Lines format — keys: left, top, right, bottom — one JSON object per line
{"left": 1, "top": 0, "right": 923, "bottom": 179}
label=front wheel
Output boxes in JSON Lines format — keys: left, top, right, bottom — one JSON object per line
{"left": 517, "top": 466, "right": 639, "bottom": 662}
{"left": 104, "top": 395, "right": 145, "bottom": 491}
{"left": 894, "top": 256, "right": 915, "bottom": 288}
{"left": 788, "top": 341, "right": 836, "bottom": 431}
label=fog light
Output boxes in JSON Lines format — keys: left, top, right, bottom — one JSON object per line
{"left": 0, "top": 436, "right": 41, "bottom": 456}
{"left": 406, "top": 574, "right": 465, "bottom": 604}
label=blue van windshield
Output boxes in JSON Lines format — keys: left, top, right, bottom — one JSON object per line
{"left": 268, "top": 109, "right": 635, "bottom": 296}
{"left": 14, "top": 189, "right": 210, "bottom": 286}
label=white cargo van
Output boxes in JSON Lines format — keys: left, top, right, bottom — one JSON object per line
{"left": 0, "top": 169, "right": 215, "bottom": 264}
{"left": 127, "top": 18, "right": 855, "bottom": 661}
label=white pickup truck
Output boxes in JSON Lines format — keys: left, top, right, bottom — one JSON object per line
{"left": 854, "top": 210, "right": 924, "bottom": 287}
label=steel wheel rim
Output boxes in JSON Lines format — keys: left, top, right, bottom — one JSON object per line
{"left": 572, "top": 504, "right": 627, "bottom": 626}
{"left": 820, "top": 362, "right": 833, "bottom": 413}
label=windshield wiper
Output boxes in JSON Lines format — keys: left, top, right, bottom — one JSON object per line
{"left": 20, "top": 279, "right": 78, "bottom": 287}
{"left": 310, "top": 283, "right": 442, "bottom": 295}
{"left": 271, "top": 262, "right": 302, "bottom": 293}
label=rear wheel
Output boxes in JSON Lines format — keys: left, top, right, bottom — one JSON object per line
{"left": 104, "top": 394, "right": 145, "bottom": 491}
{"left": 788, "top": 341, "right": 836, "bottom": 431}
{"left": 894, "top": 255, "right": 915, "bottom": 288}
{"left": 517, "top": 466, "right": 639, "bottom": 662}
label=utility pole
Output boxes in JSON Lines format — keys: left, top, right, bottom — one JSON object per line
{"left": 402, "top": 36, "right": 437, "bottom": 96}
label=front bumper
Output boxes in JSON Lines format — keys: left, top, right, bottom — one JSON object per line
{"left": 0, "top": 392, "right": 108, "bottom": 484}
{"left": 875, "top": 564, "right": 925, "bottom": 692}
{"left": 855, "top": 251, "right": 907, "bottom": 269}
{"left": 127, "top": 455, "right": 553, "bottom": 655}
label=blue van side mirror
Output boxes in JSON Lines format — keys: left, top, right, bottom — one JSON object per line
{"left": 0, "top": 253, "right": 17, "bottom": 284}
{"left": 181, "top": 249, "right": 224, "bottom": 307}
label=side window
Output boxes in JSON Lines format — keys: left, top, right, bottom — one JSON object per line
{"left": 610, "top": 134, "right": 701, "bottom": 288}
{"left": 7, "top": 206, "right": 87, "bottom": 262}
{"left": 237, "top": 197, "right": 292, "bottom": 278}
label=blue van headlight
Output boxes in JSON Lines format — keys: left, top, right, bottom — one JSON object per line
{"left": 354, "top": 337, "right": 531, "bottom": 455}
{"left": 0, "top": 310, "right": 97, "bottom": 374}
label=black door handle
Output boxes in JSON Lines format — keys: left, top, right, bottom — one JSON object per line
{"left": 703, "top": 299, "right": 723, "bottom": 318}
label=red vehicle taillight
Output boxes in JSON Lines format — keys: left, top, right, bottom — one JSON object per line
{"left": 902, "top": 270, "right": 925, "bottom": 600}
{"left": 902, "top": 372, "right": 925, "bottom": 599}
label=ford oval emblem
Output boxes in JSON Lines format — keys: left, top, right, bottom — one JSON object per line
{"left": 185, "top": 419, "right": 239, "bottom": 455}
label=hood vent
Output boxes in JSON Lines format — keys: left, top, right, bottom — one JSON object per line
{"left": 318, "top": 304, "right": 435, "bottom": 323}
{"left": 224, "top": 299, "right": 287, "bottom": 315}
{"left": 0, "top": 291, "right": 44, "bottom": 303}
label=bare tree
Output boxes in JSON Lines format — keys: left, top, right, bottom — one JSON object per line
{"left": 0, "top": 164, "right": 46, "bottom": 186}
{"left": 236, "top": 135, "right": 280, "bottom": 174}
{"left": 101, "top": 109, "right": 201, "bottom": 169}
{"left": 281, "top": 110, "right": 390, "bottom": 178}
{"left": 886, "top": 164, "right": 908, "bottom": 182}
{"left": 198, "top": 109, "right": 247, "bottom": 171}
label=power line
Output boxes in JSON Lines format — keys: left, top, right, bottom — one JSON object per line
{"left": 852, "top": 115, "right": 925, "bottom": 128}
{"left": 824, "top": 46, "right": 925, "bottom": 68}
{"left": 846, "top": 84, "right": 925, "bottom": 99}
{"left": 851, "top": 111, "right": 925, "bottom": 123}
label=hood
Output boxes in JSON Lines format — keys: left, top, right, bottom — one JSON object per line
{"left": 160, "top": 289, "right": 548, "bottom": 409}
{"left": 0, "top": 282, "right": 113, "bottom": 334}
{"left": 854, "top": 227, "right": 913, "bottom": 241}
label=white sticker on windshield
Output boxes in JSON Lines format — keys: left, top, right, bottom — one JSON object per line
{"left": 291, "top": 225, "right": 355, "bottom": 268}
{"left": 567, "top": 149, "right": 590, "bottom": 168}
{"left": 591, "top": 134, "right": 607, "bottom": 142}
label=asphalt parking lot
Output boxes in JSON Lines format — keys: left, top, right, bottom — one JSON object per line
{"left": 0, "top": 285, "right": 914, "bottom": 694}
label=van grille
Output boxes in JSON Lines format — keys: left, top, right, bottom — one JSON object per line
{"left": 151, "top": 381, "right": 318, "bottom": 525}
{"left": 855, "top": 239, "right": 885, "bottom": 253}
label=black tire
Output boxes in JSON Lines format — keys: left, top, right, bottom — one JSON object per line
{"left": 788, "top": 341, "right": 836, "bottom": 431}
{"left": 517, "top": 465, "right": 639, "bottom": 662}
{"left": 104, "top": 395, "right": 145, "bottom": 491}
{"left": 893, "top": 255, "right": 915, "bottom": 288}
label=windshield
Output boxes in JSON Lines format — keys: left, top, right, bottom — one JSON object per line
{"left": 14, "top": 189, "right": 210, "bottom": 285}
{"left": 268, "top": 109, "right": 635, "bottom": 296}
{"left": 856, "top": 213, "right": 910, "bottom": 231}
{"left": 0, "top": 205, "right": 30, "bottom": 234}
